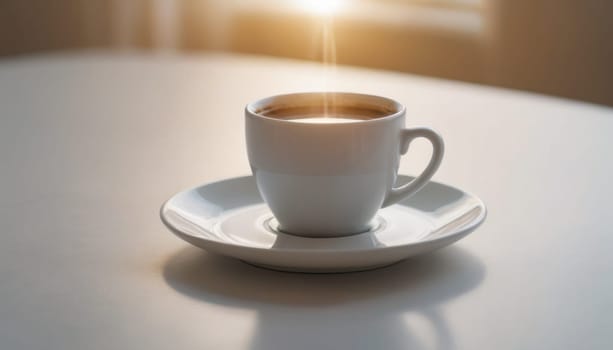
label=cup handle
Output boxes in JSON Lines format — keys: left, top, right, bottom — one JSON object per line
{"left": 382, "top": 127, "right": 444, "bottom": 207}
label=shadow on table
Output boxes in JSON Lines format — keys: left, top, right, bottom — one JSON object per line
{"left": 163, "top": 246, "right": 485, "bottom": 350}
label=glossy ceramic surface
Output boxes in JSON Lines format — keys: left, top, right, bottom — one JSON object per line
{"left": 160, "top": 175, "right": 486, "bottom": 273}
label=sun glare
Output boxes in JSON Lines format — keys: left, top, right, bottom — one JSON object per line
{"left": 293, "top": 0, "right": 347, "bottom": 15}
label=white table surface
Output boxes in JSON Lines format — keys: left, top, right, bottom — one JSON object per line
{"left": 1, "top": 51, "right": 612, "bottom": 350}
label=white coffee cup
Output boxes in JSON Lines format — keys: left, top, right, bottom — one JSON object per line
{"left": 245, "top": 92, "right": 444, "bottom": 237}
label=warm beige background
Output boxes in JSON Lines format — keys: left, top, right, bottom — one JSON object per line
{"left": 1, "top": 0, "right": 611, "bottom": 106}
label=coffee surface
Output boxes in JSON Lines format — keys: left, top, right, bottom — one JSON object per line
{"left": 285, "top": 116, "right": 367, "bottom": 123}
{"left": 258, "top": 104, "right": 394, "bottom": 121}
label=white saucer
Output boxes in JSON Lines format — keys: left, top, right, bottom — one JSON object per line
{"left": 160, "top": 175, "right": 487, "bottom": 273}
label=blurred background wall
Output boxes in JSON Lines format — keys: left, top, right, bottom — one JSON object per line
{"left": 1, "top": 0, "right": 611, "bottom": 106}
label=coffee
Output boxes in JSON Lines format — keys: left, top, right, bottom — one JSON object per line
{"left": 253, "top": 94, "right": 397, "bottom": 122}
{"left": 286, "top": 116, "right": 366, "bottom": 124}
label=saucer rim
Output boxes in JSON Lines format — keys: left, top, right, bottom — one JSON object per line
{"left": 159, "top": 174, "right": 487, "bottom": 254}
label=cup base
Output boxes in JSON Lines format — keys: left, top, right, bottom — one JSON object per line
{"left": 263, "top": 216, "right": 386, "bottom": 238}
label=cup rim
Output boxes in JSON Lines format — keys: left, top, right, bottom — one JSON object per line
{"left": 245, "top": 92, "right": 406, "bottom": 125}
